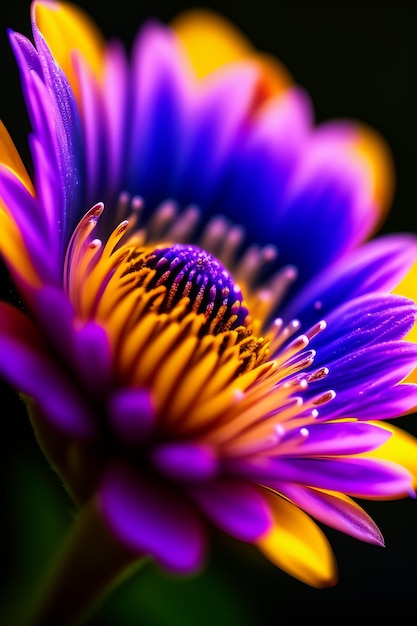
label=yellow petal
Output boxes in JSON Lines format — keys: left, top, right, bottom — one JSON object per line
{"left": 363, "top": 421, "right": 417, "bottom": 492}
{"left": 257, "top": 491, "right": 338, "bottom": 587}
{"left": 0, "top": 204, "right": 41, "bottom": 288}
{"left": 392, "top": 260, "right": 417, "bottom": 383}
{"left": 33, "top": 0, "right": 105, "bottom": 101}
{"left": 172, "top": 9, "right": 292, "bottom": 97}
{"left": 0, "top": 121, "right": 33, "bottom": 193}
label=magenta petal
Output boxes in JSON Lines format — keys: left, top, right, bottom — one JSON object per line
{"left": 0, "top": 302, "right": 95, "bottom": 437}
{"left": 99, "top": 462, "right": 206, "bottom": 574}
{"left": 109, "top": 389, "right": 155, "bottom": 445}
{"left": 276, "top": 483, "right": 384, "bottom": 545}
{"left": 151, "top": 442, "right": 218, "bottom": 481}
{"left": 257, "top": 457, "right": 414, "bottom": 498}
{"left": 290, "top": 421, "right": 392, "bottom": 456}
{"left": 32, "top": 286, "right": 76, "bottom": 358}
{"left": 187, "top": 479, "right": 272, "bottom": 542}
{"left": 72, "top": 321, "right": 112, "bottom": 395}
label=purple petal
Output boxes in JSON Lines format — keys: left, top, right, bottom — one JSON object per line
{"left": 109, "top": 389, "right": 155, "bottom": 446}
{"left": 0, "top": 166, "right": 56, "bottom": 283}
{"left": 333, "top": 384, "right": 417, "bottom": 420}
{"left": 276, "top": 483, "right": 384, "bottom": 545}
{"left": 99, "top": 462, "right": 206, "bottom": 574}
{"left": 285, "top": 421, "right": 392, "bottom": 456}
{"left": 273, "top": 121, "right": 378, "bottom": 283}
{"left": 314, "top": 293, "right": 417, "bottom": 362}
{"left": 0, "top": 302, "right": 95, "bottom": 437}
{"left": 127, "top": 21, "right": 192, "bottom": 209}
{"left": 72, "top": 321, "right": 112, "bottom": 395}
{"left": 310, "top": 341, "right": 417, "bottom": 420}
{"left": 72, "top": 51, "right": 107, "bottom": 208}
{"left": 282, "top": 233, "right": 417, "bottom": 327}
{"left": 102, "top": 40, "right": 130, "bottom": 201}
{"left": 187, "top": 479, "right": 272, "bottom": 542}
{"left": 151, "top": 442, "right": 218, "bottom": 481}
{"left": 31, "top": 286, "right": 76, "bottom": 359}
{"left": 254, "top": 457, "right": 414, "bottom": 498}
{"left": 9, "top": 28, "right": 84, "bottom": 254}
{"left": 175, "top": 62, "right": 262, "bottom": 208}
{"left": 218, "top": 87, "right": 312, "bottom": 240}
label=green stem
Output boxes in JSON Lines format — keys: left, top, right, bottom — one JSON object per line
{"left": 29, "top": 499, "right": 147, "bottom": 626}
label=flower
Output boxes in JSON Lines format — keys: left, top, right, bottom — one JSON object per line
{"left": 1, "top": 0, "right": 417, "bottom": 614}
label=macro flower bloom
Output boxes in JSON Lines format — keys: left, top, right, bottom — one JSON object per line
{"left": 1, "top": 1, "right": 417, "bottom": 620}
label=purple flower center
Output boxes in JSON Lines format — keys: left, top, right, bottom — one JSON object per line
{"left": 133, "top": 244, "right": 249, "bottom": 334}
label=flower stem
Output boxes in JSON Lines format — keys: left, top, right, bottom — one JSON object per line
{"left": 29, "top": 499, "right": 147, "bottom": 626}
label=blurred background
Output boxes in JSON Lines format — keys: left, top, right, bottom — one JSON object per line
{"left": 0, "top": 1, "right": 416, "bottom": 624}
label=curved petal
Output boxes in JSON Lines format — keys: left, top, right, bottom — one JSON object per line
{"left": 287, "top": 421, "right": 392, "bottom": 457}
{"left": 312, "top": 293, "right": 417, "bottom": 363}
{"left": 9, "top": 28, "right": 85, "bottom": 255}
{"left": 256, "top": 491, "right": 337, "bottom": 587}
{"left": 0, "top": 205, "right": 42, "bottom": 289}
{"left": 282, "top": 233, "right": 417, "bottom": 327}
{"left": 0, "top": 120, "right": 33, "bottom": 192}
{"left": 261, "top": 457, "right": 414, "bottom": 499}
{"left": 0, "top": 165, "right": 59, "bottom": 284}
{"left": 310, "top": 341, "right": 417, "bottom": 420}
{"left": 99, "top": 461, "right": 206, "bottom": 574}
{"left": 274, "top": 484, "right": 384, "bottom": 545}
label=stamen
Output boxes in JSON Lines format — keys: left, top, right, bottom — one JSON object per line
{"left": 233, "top": 243, "right": 278, "bottom": 287}
{"left": 146, "top": 199, "right": 178, "bottom": 241}
{"left": 164, "top": 205, "right": 201, "bottom": 243}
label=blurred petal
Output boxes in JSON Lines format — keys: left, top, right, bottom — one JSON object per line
{"left": 127, "top": 21, "right": 192, "bottom": 208}
{"left": 0, "top": 302, "right": 95, "bottom": 436}
{"left": 172, "top": 8, "right": 292, "bottom": 95}
{"left": 349, "top": 122, "right": 395, "bottom": 228}
{"left": 99, "top": 462, "right": 206, "bottom": 574}
{"left": 188, "top": 479, "right": 272, "bottom": 541}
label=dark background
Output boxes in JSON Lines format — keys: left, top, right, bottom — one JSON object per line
{"left": 0, "top": 1, "right": 416, "bottom": 625}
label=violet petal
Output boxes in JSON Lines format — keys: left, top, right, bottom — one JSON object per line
{"left": 99, "top": 461, "right": 206, "bottom": 574}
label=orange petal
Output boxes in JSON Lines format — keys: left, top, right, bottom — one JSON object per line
{"left": 363, "top": 421, "right": 417, "bottom": 492}
{"left": 0, "top": 204, "right": 41, "bottom": 288}
{"left": 257, "top": 491, "right": 337, "bottom": 587}
{"left": 172, "top": 9, "right": 292, "bottom": 98}
{"left": 0, "top": 121, "right": 33, "bottom": 194}
{"left": 348, "top": 123, "right": 395, "bottom": 231}
{"left": 33, "top": 0, "right": 105, "bottom": 101}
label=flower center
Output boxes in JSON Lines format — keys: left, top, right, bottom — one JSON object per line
{"left": 127, "top": 243, "right": 250, "bottom": 334}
